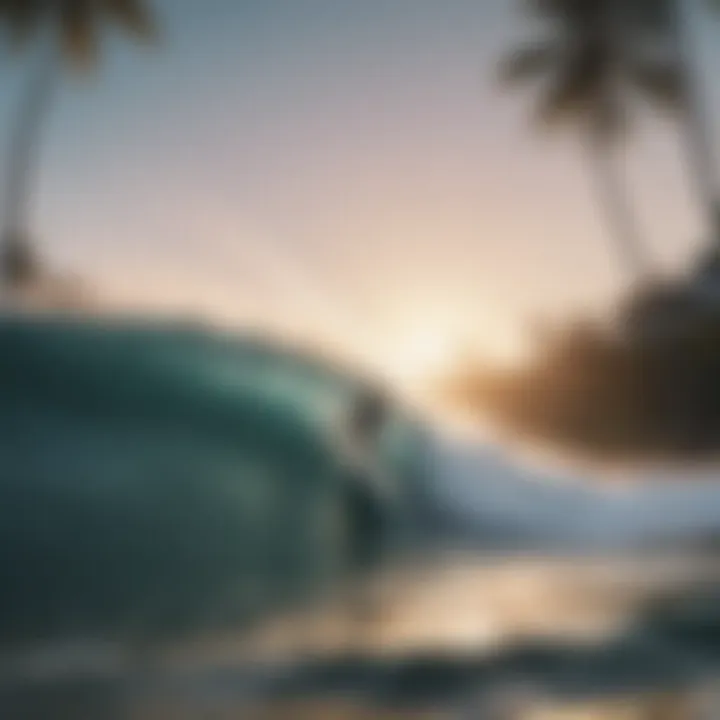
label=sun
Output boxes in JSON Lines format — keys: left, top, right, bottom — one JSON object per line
{"left": 383, "top": 327, "right": 458, "bottom": 385}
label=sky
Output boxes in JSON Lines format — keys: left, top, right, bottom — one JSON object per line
{"left": 0, "top": 0, "right": 716, "bottom": 386}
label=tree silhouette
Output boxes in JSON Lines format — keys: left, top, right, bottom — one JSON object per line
{"left": 0, "top": 0, "right": 156, "bottom": 296}
{"left": 639, "top": 0, "right": 720, "bottom": 268}
{"left": 500, "top": 0, "right": 689, "bottom": 280}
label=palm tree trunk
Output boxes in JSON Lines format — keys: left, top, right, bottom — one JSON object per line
{"left": 1, "top": 38, "right": 60, "bottom": 289}
{"left": 668, "top": 0, "right": 719, "bottom": 245}
{"left": 586, "top": 134, "right": 646, "bottom": 280}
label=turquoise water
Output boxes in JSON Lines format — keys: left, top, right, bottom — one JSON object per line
{"left": 0, "top": 317, "right": 427, "bottom": 643}
{"left": 7, "top": 320, "right": 720, "bottom": 718}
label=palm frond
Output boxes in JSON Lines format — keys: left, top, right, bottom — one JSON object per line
{"left": 60, "top": 1, "right": 99, "bottom": 69}
{"left": 523, "top": 0, "right": 582, "bottom": 20}
{"left": 534, "top": 46, "right": 625, "bottom": 140}
{"left": 524, "top": 0, "right": 606, "bottom": 25}
{"left": 535, "top": 85, "right": 580, "bottom": 129}
{"left": 536, "top": 76, "right": 589, "bottom": 128}
{"left": 522, "top": 0, "right": 564, "bottom": 18}
{"left": 505, "top": 0, "right": 685, "bottom": 140}
{"left": 104, "top": 0, "right": 156, "bottom": 41}
{"left": 0, "top": 0, "right": 156, "bottom": 68}
{"left": 618, "top": 0, "right": 674, "bottom": 32}
{"left": 540, "top": 43, "right": 605, "bottom": 117}
{"left": 590, "top": 94, "right": 628, "bottom": 140}
{"left": 629, "top": 61, "right": 685, "bottom": 110}
{"left": 0, "top": 0, "right": 43, "bottom": 48}
{"left": 499, "top": 43, "right": 559, "bottom": 85}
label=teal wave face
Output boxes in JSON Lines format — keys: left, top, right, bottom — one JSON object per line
{"left": 0, "top": 317, "right": 427, "bottom": 643}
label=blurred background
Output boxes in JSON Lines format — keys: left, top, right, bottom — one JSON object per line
{"left": 8, "top": 0, "right": 720, "bottom": 718}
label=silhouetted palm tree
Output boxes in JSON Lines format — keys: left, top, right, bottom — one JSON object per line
{"left": 667, "top": 1, "right": 719, "bottom": 238}
{"left": 0, "top": 0, "right": 155, "bottom": 295}
{"left": 639, "top": 0, "right": 720, "bottom": 267}
{"left": 501, "top": 0, "right": 686, "bottom": 279}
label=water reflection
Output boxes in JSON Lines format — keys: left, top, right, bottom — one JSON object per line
{"left": 6, "top": 318, "right": 720, "bottom": 718}
{"left": 5, "top": 553, "right": 720, "bottom": 718}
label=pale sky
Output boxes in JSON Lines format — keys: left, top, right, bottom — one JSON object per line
{"left": 0, "top": 0, "right": 716, "bottom": 383}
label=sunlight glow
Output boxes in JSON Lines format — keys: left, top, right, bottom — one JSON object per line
{"left": 382, "top": 326, "right": 459, "bottom": 385}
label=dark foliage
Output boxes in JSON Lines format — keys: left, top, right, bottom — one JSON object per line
{"left": 446, "top": 284, "right": 720, "bottom": 462}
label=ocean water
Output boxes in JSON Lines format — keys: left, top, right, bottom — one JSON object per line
{"left": 0, "top": 315, "right": 429, "bottom": 643}
{"left": 4, "top": 317, "right": 720, "bottom": 717}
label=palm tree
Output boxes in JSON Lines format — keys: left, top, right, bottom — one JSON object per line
{"left": 500, "top": 0, "right": 686, "bottom": 279}
{"left": 613, "top": 0, "right": 720, "bottom": 262}
{"left": 0, "top": 0, "right": 156, "bottom": 295}
{"left": 667, "top": 1, "right": 719, "bottom": 242}
{"left": 641, "top": 0, "right": 720, "bottom": 272}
